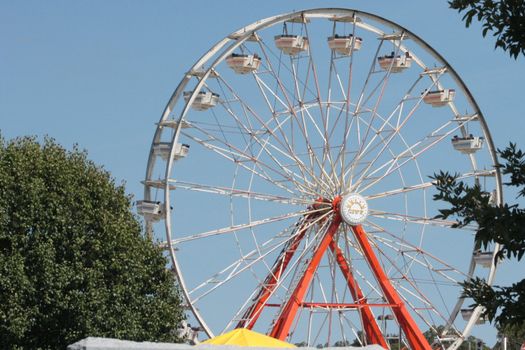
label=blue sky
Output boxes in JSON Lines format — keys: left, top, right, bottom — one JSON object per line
{"left": 2, "top": 1, "right": 523, "bottom": 200}
{"left": 2, "top": 0, "right": 524, "bottom": 346}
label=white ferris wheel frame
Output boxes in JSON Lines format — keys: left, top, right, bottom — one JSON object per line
{"left": 141, "top": 8, "right": 503, "bottom": 350}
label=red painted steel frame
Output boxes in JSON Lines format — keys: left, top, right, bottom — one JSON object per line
{"left": 236, "top": 219, "right": 311, "bottom": 329}
{"left": 351, "top": 224, "right": 432, "bottom": 350}
{"left": 269, "top": 213, "right": 342, "bottom": 340}
{"left": 239, "top": 198, "right": 430, "bottom": 350}
{"left": 329, "top": 241, "right": 388, "bottom": 348}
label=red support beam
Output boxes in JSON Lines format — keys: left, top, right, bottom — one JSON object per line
{"left": 351, "top": 225, "right": 432, "bottom": 350}
{"left": 264, "top": 302, "right": 397, "bottom": 308}
{"left": 269, "top": 213, "right": 342, "bottom": 340}
{"left": 329, "top": 241, "right": 388, "bottom": 348}
{"left": 236, "top": 219, "right": 310, "bottom": 329}
{"left": 300, "top": 302, "right": 398, "bottom": 309}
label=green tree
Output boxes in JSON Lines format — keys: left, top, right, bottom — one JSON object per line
{"left": 333, "top": 339, "right": 352, "bottom": 347}
{"left": 494, "top": 323, "right": 525, "bottom": 350}
{"left": 0, "top": 136, "right": 184, "bottom": 349}
{"left": 432, "top": 143, "right": 525, "bottom": 330}
{"left": 449, "top": 0, "right": 525, "bottom": 58}
{"left": 423, "top": 325, "right": 486, "bottom": 350}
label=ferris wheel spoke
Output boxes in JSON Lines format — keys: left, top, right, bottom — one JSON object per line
{"left": 364, "top": 220, "right": 470, "bottom": 282}
{"left": 418, "top": 253, "right": 457, "bottom": 318}
{"left": 358, "top": 38, "right": 407, "bottom": 111}
{"left": 344, "top": 68, "right": 442, "bottom": 180}
{"left": 393, "top": 272, "right": 454, "bottom": 330}
{"left": 184, "top": 133, "right": 303, "bottom": 196}
{"left": 346, "top": 69, "right": 449, "bottom": 188}
{"left": 190, "top": 214, "right": 320, "bottom": 302}
{"left": 367, "top": 210, "right": 475, "bottom": 230}
{"left": 191, "top": 211, "right": 335, "bottom": 305}
{"left": 351, "top": 40, "right": 410, "bottom": 168}
{"left": 257, "top": 38, "right": 315, "bottom": 98}
{"left": 366, "top": 236, "right": 454, "bottom": 329}
{"left": 215, "top": 76, "right": 327, "bottom": 193}
{"left": 351, "top": 67, "right": 393, "bottom": 175}
{"left": 354, "top": 117, "right": 474, "bottom": 193}
{"left": 182, "top": 128, "right": 319, "bottom": 197}
{"left": 353, "top": 109, "right": 466, "bottom": 193}
{"left": 301, "top": 106, "right": 340, "bottom": 190}
{"left": 365, "top": 168, "right": 496, "bottom": 200}
{"left": 257, "top": 37, "right": 339, "bottom": 194}
{"left": 303, "top": 22, "right": 337, "bottom": 183}
{"left": 351, "top": 37, "right": 383, "bottom": 113}
{"left": 251, "top": 73, "right": 290, "bottom": 112}
{"left": 319, "top": 23, "right": 363, "bottom": 191}
{"left": 168, "top": 179, "right": 312, "bottom": 206}
{"left": 366, "top": 232, "right": 465, "bottom": 285}
{"left": 332, "top": 104, "right": 401, "bottom": 188}
{"left": 237, "top": 217, "right": 336, "bottom": 335}
{"left": 190, "top": 224, "right": 303, "bottom": 303}
{"left": 170, "top": 207, "right": 328, "bottom": 246}
{"left": 325, "top": 30, "right": 337, "bottom": 164}
{"left": 343, "top": 74, "right": 428, "bottom": 185}
{"left": 258, "top": 28, "right": 321, "bottom": 101}
{"left": 349, "top": 37, "right": 384, "bottom": 147}
{"left": 228, "top": 210, "right": 337, "bottom": 330}
{"left": 247, "top": 84, "right": 334, "bottom": 195}
{"left": 215, "top": 70, "right": 316, "bottom": 184}
{"left": 250, "top": 75, "right": 329, "bottom": 191}
{"left": 334, "top": 20, "right": 360, "bottom": 192}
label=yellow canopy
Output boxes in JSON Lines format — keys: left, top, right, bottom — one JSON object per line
{"left": 201, "top": 328, "right": 296, "bottom": 348}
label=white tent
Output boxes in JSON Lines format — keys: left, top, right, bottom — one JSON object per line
{"left": 68, "top": 338, "right": 387, "bottom": 350}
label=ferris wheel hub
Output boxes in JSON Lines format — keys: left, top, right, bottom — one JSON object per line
{"left": 340, "top": 193, "right": 368, "bottom": 226}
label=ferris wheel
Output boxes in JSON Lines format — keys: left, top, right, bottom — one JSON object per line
{"left": 138, "top": 8, "right": 502, "bottom": 350}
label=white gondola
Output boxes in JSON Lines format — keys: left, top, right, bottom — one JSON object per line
{"left": 153, "top": 142, "right": 190, "bottom": 161}
{"left": 327, "top": 34, "right": 362, "bottom": 55}
{"left": 422, "top": 89, "right": 455, "bottom": 107}
{"left": 136, "top": 200, "right": 163, "bottom": 222}
{"left": 226, "top": 53, "right": 262, "bottom": 74}
{"left": 157, "top": 119, "right": 191, "bottom": 129}
{"left": 274, "top": 35, "right": 309, "bottom": 55}
{"left": 183, "top": 91, "right": 219, "bottom": 111}
{"left": 460, "top": 309, "right": 487, "bottom": 324}
{"left": 378, "top": 52, "right": 412, "bottom": 72}
{"left": 473, "top": 250, "right": 494, "bottom": 268}
{"left": 451, "top": 135, "right": 484, "bottom": 154}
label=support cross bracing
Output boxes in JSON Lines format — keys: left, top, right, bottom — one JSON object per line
{"left": 236, "top": 217, "right": 312, "bottom": 329}
{"left": 236, "top": 197, "right": 431, "bottom": 350}
{"left": 351, "top": 224, "right": 432, "bottom": 350}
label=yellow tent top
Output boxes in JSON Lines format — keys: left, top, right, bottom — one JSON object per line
{"left": 201, "top": 328, "right": 296, "bottom": 348}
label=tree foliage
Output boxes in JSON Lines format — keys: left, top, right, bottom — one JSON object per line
{"left": 449, "top": 0, "right": 525, "bottom": 58}
{"left": 432, "top": 143, "right": 525, "bottom": 329}
{"left": 0, "top": 136, "right": 184, "bottom": 349}
{"left": 424, "top": 325, "right": 488, "bottom": 350}
{"left": 494, "top": 322, "right": 525, "bottom": 350}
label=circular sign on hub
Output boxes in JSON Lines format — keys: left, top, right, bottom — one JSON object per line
{"left": 340, "top": 193, "right": 368, "bottom": 225}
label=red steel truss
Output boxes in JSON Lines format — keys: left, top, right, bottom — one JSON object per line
{"left": 269, "top": 210, "right": 343, "bottom": 340}
{"left": 236, "top": 197, "right": 431, "bottom": 350}
{"left": 350, "top": 224, "right": 432, "bottom": 350}
{"left": 328, "top": 240, "right": 388, "bottom": 347}
{"left": 236, "top": 218, "right": 312, "bottom": 329}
